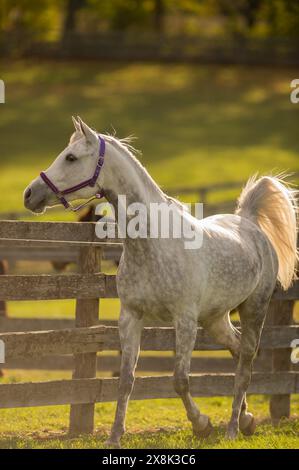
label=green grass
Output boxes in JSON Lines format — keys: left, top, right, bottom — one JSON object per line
{"left": 1, "top": 60, "right": 298, "bottom": 215}
{"left": 0, "top": 60, "right": 298, "bottom": 448}
{"left": 0, "top": 393, "right": 298, "bottom": 449}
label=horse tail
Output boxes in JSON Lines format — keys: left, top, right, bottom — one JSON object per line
{"left": 235, "top": 175, "right": 298, "bottom": 290}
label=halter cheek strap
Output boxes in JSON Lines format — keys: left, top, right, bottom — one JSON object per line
{"left": 40, "top": 135, "right": 105, "bottom": 212}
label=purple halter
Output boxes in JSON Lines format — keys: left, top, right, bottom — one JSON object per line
{"left": 40, "top": 135, "right": 105, "bottom": 212}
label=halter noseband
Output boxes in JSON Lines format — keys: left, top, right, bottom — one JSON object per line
{"left": 40, "top": 135, "right": 105, "bottom": 212}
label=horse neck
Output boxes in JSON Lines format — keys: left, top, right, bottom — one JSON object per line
{"left": 101, "top": 139, "right": 167, "bottom": 253}
{"left": 102, "top": 139, "right": 167, "bottom": 214}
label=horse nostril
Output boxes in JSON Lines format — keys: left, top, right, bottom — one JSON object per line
{"left": 25, "top": 188, "right": 32, "bottom": 200}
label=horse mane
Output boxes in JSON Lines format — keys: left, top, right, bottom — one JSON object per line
{"left": 104, "top": 134, "right": 167, "bottom": 199}
{"left": 104, "top": 133, "right": 141, "bottom": 160}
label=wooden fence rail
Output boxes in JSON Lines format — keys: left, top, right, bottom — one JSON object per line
{"left": 3, "top": 32, "right": 299, "bottom": 66}
{"left": 0, "top": 220, "right": 298, "bottom": 435}
{"left": 1, "top": 317, "right": 298, "bottom": 374}
{"left": 0, "top": 325, "right": 298, "bottom": 358}
{"left": 0, "top": 373, "right": 298, "bottom": 410}
{"left": 0, "top": 273, "right": 117, "bottom": 300}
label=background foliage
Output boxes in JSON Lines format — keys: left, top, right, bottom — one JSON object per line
{"left": 1, "top": 0, "right": 299, "bottom": 41}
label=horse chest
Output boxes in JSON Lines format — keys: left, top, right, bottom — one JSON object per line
{"left": 117, "top": 260, "right": 184, "bottom": 316}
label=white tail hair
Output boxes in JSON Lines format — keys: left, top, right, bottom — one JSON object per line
{"left": 236, "top": 175, "right": 298, "bottom": 290}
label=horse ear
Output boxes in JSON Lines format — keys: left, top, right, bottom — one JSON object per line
{"left": 72, "top": 116, "right": 81, "bottom": 133}
{"left": 77, "top": 116, "right": 97, "bottom": 145}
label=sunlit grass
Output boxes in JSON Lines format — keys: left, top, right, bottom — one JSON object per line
{"left": 0, "top": 393, "right": 298, "bottom": 448}
{"left": 1, "top": 61, "right": 298, "bottom": 215}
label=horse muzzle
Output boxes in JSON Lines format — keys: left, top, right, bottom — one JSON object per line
{"left": 23, "top": 177, "right": 50, "bottom": 213}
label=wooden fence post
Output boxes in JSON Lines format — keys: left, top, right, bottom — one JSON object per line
{"left": 0, "top": 260, "right": 7, "bottom": 378}
{"left": 0, "top": 261, "right": 7, "bottom": 317}
{"left": 69, "top": 245, "right": 101, "bottom": 435}
{"left": 268, "top": 299, "right": 294, "bottom": 425}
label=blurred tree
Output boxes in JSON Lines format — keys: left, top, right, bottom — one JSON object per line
{"left": 241, "top": 0, "right": 262, "bottom": 29}
{"left": 153, "top": 0, "right": 165, "bottom": 33}
{"left": 1, "top": 0, "right": 299, "bottom": 45}
{"left": 262, "top": 0, "right": 299, "bottom": 37}
{"left": 87, "top": 0, "right": 169, "bottom": 33}
{"left": 0, "top": 0, "right": 61, "bottom": 39}
{"left": 213, "top": 0, "right": 263, "bottom": 35}
{"left": 62, "top": 0, "right": 86, "bottom": 37}
{"left": 210, "top": 0, "right": 299, "bottom": 37}
{"left": 102, "top": 0, "right": 149, "bottom": 31}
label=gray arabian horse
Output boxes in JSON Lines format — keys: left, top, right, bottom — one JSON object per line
{"left": 24, "top": 117, "right": 298, "bottom": 447}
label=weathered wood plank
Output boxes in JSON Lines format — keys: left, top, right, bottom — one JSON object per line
{"left": 0, "top": 260, "right": 7, "bottom": 378}
{"left": 0, "top": 221, "right": 120, "bottom": 243}
{"left": 4, "top": 353, "right": 298, "bottom": 373}
{"left": 0, "top": 260, "right": 7, "bottom": 317}
{"left": 0, "top": 317, "right": 118, "bottom": 332}
{"left": 0, "top": 238, "right": 122, "bottom": 249}
{"left": 0, "top": 273, "right": 117, "bottom": 299}
{"left": 269, "top": 300, "right": 294, "bottom": 425}
{"left": 69, "top": 245, "right": 102, "bottom": 435}
{"left": 0, "top": 372, "right": 297, "bottom": 408}
{"left": 272, "top": 282, "right": 299, "bottom": 300}
{"left": 0, "top": 245, "right": 122, "bottom": 262}
{"left": 0, "top": 246, "right": 79, "bottom": 263}
{"left": 2, "top": 355, "right": 225, "bottom": 373}
{"left": 0, "top": 326, "right": 107, "bottom": 357}
{"left": 139, "top": 325, "right": 299, "bottom": 351}
{"left": 0, "top": 316, "right": 295, "bottom": 332}
{"left": 104, "top": 274, "right": 119, "bottom": 298}
{"left": 0, "top": 325, "right": 297, "bottom": 358}
{"left": 0, "top": 318, "right": 76, "bottom": 332}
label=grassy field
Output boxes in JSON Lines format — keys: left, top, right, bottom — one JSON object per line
{"left": 1, "top": 60, "right": 298, "bottom": 214}
{"left": 0, "top": 60, "right": 298, "bottom": 448}
{"left": 0, "top": 385, "right": 298, "bottom": 449}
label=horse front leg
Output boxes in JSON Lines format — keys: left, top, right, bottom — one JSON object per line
{"left": 106, "top": 308, "right": 143, "bottom": 448}
{"left": 174, "top": 314, "right": 213, "bottom": 438}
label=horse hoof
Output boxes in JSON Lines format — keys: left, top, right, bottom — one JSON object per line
{"left": 105, "top": 438, "right": 121, "bottom": 449}
{"left": 226, "top": 427, "right": 238, "bottom": 440}
{"left": 193, "top": 418, "right": 213, "bottom": 439}
{"left": 240, "top": 414, "right": 256, "bottom": 436}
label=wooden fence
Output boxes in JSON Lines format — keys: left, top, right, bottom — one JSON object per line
{"left": 2, "top": 32, "right": 299, "bottom": 66}
{"left": 0, "top": 220, "right": 298, "bottom": 434}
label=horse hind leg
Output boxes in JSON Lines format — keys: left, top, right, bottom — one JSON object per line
{"left": 227, "top": 296, "right": 269, "bottom": 439}
{"left": 174, "top": 314, "right": 213, "bottom": 439}
{"left": 203, "top": 312, "right": 255, "bottom": 436}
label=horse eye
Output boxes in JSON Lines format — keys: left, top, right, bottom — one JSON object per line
{"left": 66, "top": 154, "right": 77, "bottom": 162}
